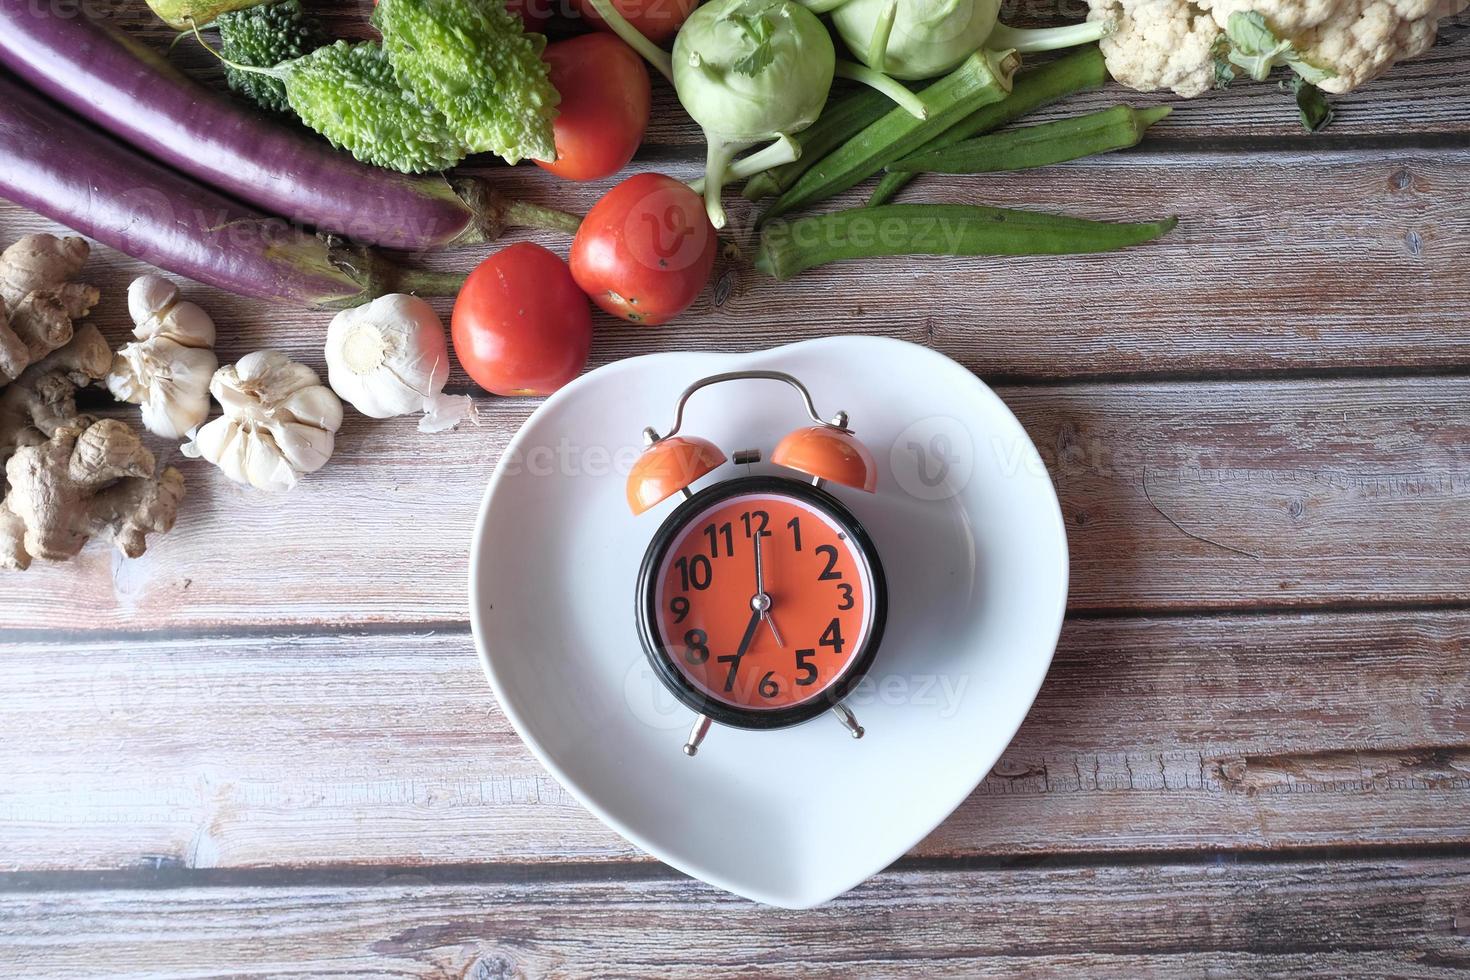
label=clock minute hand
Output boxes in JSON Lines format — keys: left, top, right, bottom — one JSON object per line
{"left": 752, "top": 530, "right": 785, "bottom": 647}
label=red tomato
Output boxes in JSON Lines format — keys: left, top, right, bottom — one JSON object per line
{"left": 536, "top": 35, "right": 650, "bottom": 182}
{"left": 570, "top": 0, "right": 698, "bottom": 45}
{"left": 569, "top": 173, "right": 718, "bottom": 326}
{"left": 452, "top": 243, "right": 594, "bottom": 396}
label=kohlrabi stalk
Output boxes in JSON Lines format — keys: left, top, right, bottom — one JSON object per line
{"left": 671, "top": 0, "right": 836, "bottom": 228}
{"left": 581, "top": 0, "right": 676, "bottom": 82}
{"left": 986, "top": 20, "right": 1110, "bottom": 54}
{"left": 835, "top": 59, "right": 927, "bottom": 118}
{"left": 832, "top": 0, "right": 1109, "bottom": 81}
{"left": 689, "top": 136, "right": 801, "bottom": 194}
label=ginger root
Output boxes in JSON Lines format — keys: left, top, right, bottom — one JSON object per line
{"left": 0, "top": 235, "right": 101, "bottom": 385}
{"left": 0, "top": 254, "right": 185, "bottom": 571}
{"left": 1, "top": 417, "right": 185, "bottom": 569}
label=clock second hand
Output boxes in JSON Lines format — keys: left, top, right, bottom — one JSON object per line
{"left": 752, "top": 530, "right": 785, "bottom": 648}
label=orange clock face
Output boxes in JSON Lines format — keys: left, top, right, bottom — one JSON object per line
{"left": 647, "top": 485, "right": 880, "bottom": 717}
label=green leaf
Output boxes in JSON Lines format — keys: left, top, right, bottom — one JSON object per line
{"left": 1289, "top": 78, "right": 1335, "bottom": 132}
{"left": 372, "top": 0, "right": 558, "bottom": 165}
{"left": 1223, "top": 10, "right": 1335, "bottom": 85}
{"left": 727, "top": 12, "right": 777, "bottom": 76}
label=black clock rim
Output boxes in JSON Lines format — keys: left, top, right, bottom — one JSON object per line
{"left": 635, "top": 474, "right": 888, "bottom": 731}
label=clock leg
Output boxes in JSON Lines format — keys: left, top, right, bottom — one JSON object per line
{"left": 683, "top": 715, "right": 713, "bottom": 757}
{"left": 832, "top": 704, "right": 864, "bottom": 739}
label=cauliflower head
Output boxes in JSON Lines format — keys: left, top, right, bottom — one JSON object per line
{"left": 1087, "top": 0, "right": 1470, "bottom": 96}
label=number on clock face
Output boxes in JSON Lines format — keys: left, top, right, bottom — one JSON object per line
{"left": 652, "top": 491, "right": 874, "bottom": 710}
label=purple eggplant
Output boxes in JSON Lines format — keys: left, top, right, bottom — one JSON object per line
{"left": 0, "top": 72, "right": 459, "bottom": 308}
{"left": 0, "top": 0, "right": 579, "bottom": 251}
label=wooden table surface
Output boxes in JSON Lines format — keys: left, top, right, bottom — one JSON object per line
{"left": 3, "top": 6, "right": 1470, "bottom": 976}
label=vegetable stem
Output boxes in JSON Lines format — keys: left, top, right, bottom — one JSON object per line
{"left": 581, "top": 0, "right": 674, "bottom": 83}
{"left": 754, "top": 204, "right": 1178, "bottom": 280}
{"left": 864, "top": 0, "right": 896, "bottom": 73}
{"left": 500, "top": 198, "right": 584, "bottom": 235}
{"left": 835, "top": 59, "right": 926, "bottom": 119}
{"left": 987, "top": 20, "right": 1110, "bottom": 54}
{"left": 383, "top": 264, "right": 466, "bottom": 297}
{"left": 690, "top": 136, "right": 800, "bottom": 194}
{"left": 702, "top": 137, "right": 746, "bottom": 229}
{"left": 868, "top": 44, "right": 1108, "bottom": 206}
{"left": 762, "top": 48, "right": 1021, "bottom": 223}
{"left": 888, "top": 104, "right": 1171, "bottom": 175}
{"left": 742, "top": 87, "right": 893, "bottom": 200}
{"left": 189, "top": 19, "right": 286, "bottom": 79}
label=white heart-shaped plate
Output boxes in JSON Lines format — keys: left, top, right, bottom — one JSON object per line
{"left": 469, "top": 336, "right": 1068, "bottom": 908}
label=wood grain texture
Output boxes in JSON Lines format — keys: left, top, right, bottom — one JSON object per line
{"left": 2, "top": 859, "right": 1467, "bottom": 977}
{"left": 4, "top": 373, "right": 1469, "bottom": 628}
{"left": 3, "top": 611, "right": 1464, "bottom": 872}
{"left": 1, "top": 147, "right": 1465, "bottom": 387}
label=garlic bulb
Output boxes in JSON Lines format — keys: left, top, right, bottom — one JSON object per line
{"left": 324, "top": 294, "right": 473, "bottom": 434}
{"left": 106, "top": 274, "right": 219, "bottom": 439}
{"left": 182, "top": 350, "right": 343, "bottom": 492}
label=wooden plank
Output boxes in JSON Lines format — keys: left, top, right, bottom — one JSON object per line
{"left": 2, "top": 376, "right": 1470, "bottom": 628}
{"left": 3, "top": 373, "right": 1468, "bottom": 628}
{"left": 2, "top": 611, "right": 1464, "bottom": 872}
{"left": 1, "top": 146, "right": 1466, "bottom": 386}
{"left": 1, "top": 859, "right": 1466, "bottom": 977}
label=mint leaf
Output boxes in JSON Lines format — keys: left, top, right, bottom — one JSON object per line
{"left": 727, "top": 13, "right": 776, "bottom": 76}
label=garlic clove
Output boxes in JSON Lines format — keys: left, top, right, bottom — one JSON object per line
{"left": 279, "top": 386, "right": 344, "bottom": 432}
{"left": 157, "top": 300, "right": 216, "bottom": 349}
{"left": 127, "top": 274, "right": 178, "bottom": 333}
{"left": 270, "top": 422, "right": 335, "bottom": 476}
{"left": 241, "top": 431, "right": 299, "bottom": 492}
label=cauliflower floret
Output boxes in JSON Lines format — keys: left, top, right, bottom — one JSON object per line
{"left": 1211, "top": 0, "right": 1467, "bottom": 92}
{"left": 1087, "top": 0, "right": 1469, "bottom": 96}
{"left": 1089, "top": 0, "right": 1225, "bottom": 97}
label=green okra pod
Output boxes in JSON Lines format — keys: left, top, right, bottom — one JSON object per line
{"left": 888, "top": 104, "right": 1172, "bottom": 175}
{"left": 754, "top": 203, "right": 1178, "bottom": 281}
{"left": 868, "top": 44, "right": 1109, "bottom": 207}
{"left": 761, "top": 48, "right": 1022, "bottom": 223}
{"left": 742, "top": 87, "right": 896, "bottom": 201}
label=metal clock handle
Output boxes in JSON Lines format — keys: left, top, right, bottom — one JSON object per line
{"left": 643, "top": 370, "right": 851, "bottom": 445}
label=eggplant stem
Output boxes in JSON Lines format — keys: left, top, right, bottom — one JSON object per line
{"left": 382, "top": 264, "right": 464, "bottom": 298}
{"left": 501, "top": 198, "right": 583, "bottom": 235}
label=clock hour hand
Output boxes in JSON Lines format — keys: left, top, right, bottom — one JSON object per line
{"left": 752, "top": 530, "right": 785, "bottom": 648}
{"left": 717, "top": 609, "right": 764, "bottom": 695}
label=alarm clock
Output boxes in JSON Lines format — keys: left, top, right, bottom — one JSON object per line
{"left": 626, "top": 370, "right": 888, "bottom": 757}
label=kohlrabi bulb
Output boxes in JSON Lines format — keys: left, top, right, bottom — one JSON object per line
{"left": 673, "top": 0, "right": 835, "bottom": 227}
{"left": 833, "top": 0, "right": 999, "bottom": 81}
{"left": 673, "top": 0, "right": 835, "bottom": 141}
{"left": 833, "top": 0, "right": 1107, "bottom": 81}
